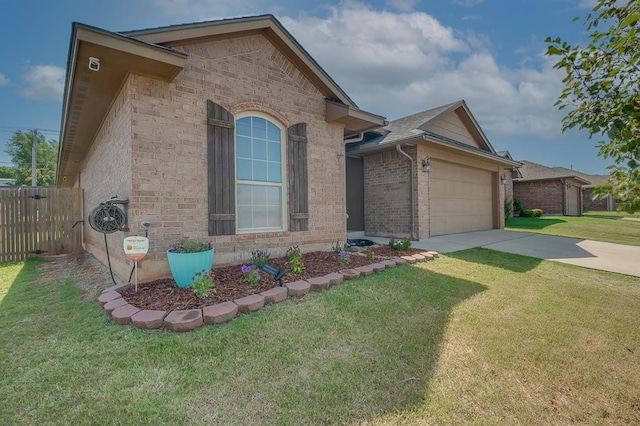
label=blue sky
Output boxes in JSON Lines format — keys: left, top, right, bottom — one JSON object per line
{"left": 0, "top": 0, "right": 609, "bottom": 173}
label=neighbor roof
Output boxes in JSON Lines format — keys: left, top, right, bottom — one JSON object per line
{"left": 551, "top": 167, "right": 610, "bottom": 188}
{"left": 347, "top": 100, "right": 519, "bottom": 167}
{"left": 515, "top": 160, "right": 591, "bottom": 184}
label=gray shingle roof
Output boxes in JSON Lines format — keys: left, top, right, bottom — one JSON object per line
{"left": 550, "top": 167, "right": 610, "bottom": 187}
{"left": 378, "top": 101, "right": 461, "bottom": 145}
{"left": 515, "top": 160, "right": 592, "bottom": 184}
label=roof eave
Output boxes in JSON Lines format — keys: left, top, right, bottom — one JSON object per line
{"left": 56, "top": 23, "right": 186, "bottom": 187}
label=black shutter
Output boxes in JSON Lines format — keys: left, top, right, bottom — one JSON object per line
{"left": 287, "top": 123, "right": 309, "bottom": 231}
{"left": 207, "top": 100, "right": 235, "bottom": 235}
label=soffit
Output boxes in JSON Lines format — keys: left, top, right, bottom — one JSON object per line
{"left": 57, "top": 25, "right": 186, "bottom": 187}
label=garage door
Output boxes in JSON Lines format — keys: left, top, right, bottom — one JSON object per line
{"left": 430, "top": 159, "right": 495, "bottom": 236}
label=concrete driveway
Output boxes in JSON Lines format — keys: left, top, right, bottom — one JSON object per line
{"left": 365, "top": 230, "right": 640, "bottom": 277}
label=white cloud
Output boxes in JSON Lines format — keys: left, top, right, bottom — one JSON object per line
{"left": 0, "top": 73, "right": 8, "bottom": 85}
{"left": 281, "top": 4, "right": 566, "bottom": 139}
{"left": 385, "top": 0, "right": 417, "bottom": 12}
{"left": 20, "top": 65, "right": 65, "bottom": 101}
{"left": 452, "top": 0, "right": 484, "bottom": 7}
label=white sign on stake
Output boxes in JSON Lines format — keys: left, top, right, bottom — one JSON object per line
{"left": 123, "top": 236, "right": 149, "bottom": 292}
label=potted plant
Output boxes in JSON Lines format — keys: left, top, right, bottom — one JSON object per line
{"left": 167, "top": 238, "right": 214, "bottom": 288}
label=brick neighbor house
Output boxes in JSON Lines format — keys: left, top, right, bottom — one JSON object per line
{"left": 513, "top": 160, "right": 591, "bottom": 216}
{"left": 548, "top": 167, "right": 614, "bottom": 211}
{"left": 56, "top": 15, "right": 386, "bottom": 282}
{"left": 345, "top": 101, "right": 520, "bottom": 238}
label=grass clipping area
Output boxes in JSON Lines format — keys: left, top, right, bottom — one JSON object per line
{"left": 1, "top": 250, "right": 639, "bottom": 424}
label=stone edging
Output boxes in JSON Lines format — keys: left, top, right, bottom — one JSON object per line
{"left": 98, "top": 252, "right": 439, "bottom": 332}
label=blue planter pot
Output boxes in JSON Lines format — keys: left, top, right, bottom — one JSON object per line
{"left": 166, "top": 248, "right": 215, "bottom": 288}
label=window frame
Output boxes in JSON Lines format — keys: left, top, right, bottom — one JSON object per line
{"left": 234, "top": 112, "right": 287, "bottom": 234}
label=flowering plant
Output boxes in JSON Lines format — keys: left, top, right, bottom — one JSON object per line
{"left": 389, "top": 237, "right": 412, "bottom": 250}
{"left": 337, "top": 250, "right": 351, "bottom": 266}
{"left": 191, "top": 269, "right": 215, "bottom": 298}
{"left": 242, "top": 264, "right": 261, "bottom": 285}
{"left": 287, "top": 246, "right": 306, "bottom": 274}
{"left": 169, "top": 238, "right": 212, "bottom": 253}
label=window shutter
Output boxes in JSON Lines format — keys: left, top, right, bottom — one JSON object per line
{"left": 207, "top": 100, "right": 235, "bottom": 235}
{"left": 287, "top": 123, "right": 309, "bottom": 231}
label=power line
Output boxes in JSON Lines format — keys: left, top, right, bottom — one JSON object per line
{"left": 0, "top": 125, "right": 60, "bottom": 134}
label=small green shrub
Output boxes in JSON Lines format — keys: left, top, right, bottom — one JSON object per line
{"left": 513, "top": 197, "right": 522, "bottom": 214}
{"left": 389, "top": 237, "right": 412, "bottom": 250}
{"left": 250, "top": 249, "right": 270, "bottom": 268}
{"left": 169, "top": 238, "right": 212, "bottom": 253}
{"left": 520, "top": 209, "right": 543, "bottom": 217}
{"left": 191, "top": 269, "right": 215, "bottom": 298}
{"left": 364, "top": 247, "right": 374, "bottom": 260}
{"left": 504, "top": 198, "right": 513, "bottom": 219}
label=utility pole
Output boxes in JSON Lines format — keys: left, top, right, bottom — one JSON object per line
{"left": 31, "top": 129, "right": 37, "bottom": 186}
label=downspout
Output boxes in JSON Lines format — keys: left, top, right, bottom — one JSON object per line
{"left": 344, "top": 132, "right": 364, "bottom": 144}
{"left": 396, "top": 144, "right": 417, "bottom": 240}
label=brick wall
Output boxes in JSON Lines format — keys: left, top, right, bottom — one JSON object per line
{"left": 122, "top": 33, "right": 346, "bottom": 281}
{"left": 363, "top": 147, "right": 415, "bottom": 238}
{"left": 583, "top": 187, "right": 609, "bottom": 211}
{"left": 79, "top": 78, "right": 134, "bottom": 280}
{"left": 513, "top": 180, "right": 563, "bottom": 215}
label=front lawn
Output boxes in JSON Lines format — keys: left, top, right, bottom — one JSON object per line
{"left": 506, "top": 211, "right": 640, "bottom": 246}
{"left": 1, "top": 251, "right": 639, "bottom": 424}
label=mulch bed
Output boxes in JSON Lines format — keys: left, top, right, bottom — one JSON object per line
{"left": 122, "top": 246, "right": 426, "bottom": 311}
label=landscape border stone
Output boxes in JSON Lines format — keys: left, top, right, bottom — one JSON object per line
{"left": 101, "top": 251, "right": 439, "bottom": 332}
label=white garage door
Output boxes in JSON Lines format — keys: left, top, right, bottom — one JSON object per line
{"left": 430, "top": 160, "right": 495, "bottom": 236}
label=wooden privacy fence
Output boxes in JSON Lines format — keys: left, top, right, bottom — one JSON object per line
{"left": 0, "top": 187, "right": 83, "bottom": 263}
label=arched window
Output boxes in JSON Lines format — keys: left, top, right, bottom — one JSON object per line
{"left": 235, "top": 114, "right": 286, "bottom": 232}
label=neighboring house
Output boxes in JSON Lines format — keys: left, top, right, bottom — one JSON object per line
{"left": 513, "top": 160, "right": 590, "bottom": 216}
{"left": 550, "top": 167, "right": 614, "bottom": 211}
{"left": 56, "top": 15, "right": 386, "bottom": 282}
{"left": 345, "top": 101, "right": 520, "bottom": 239}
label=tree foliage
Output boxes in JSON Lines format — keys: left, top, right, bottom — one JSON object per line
{"left": 0, "top": 166, "right": 18, "bottom": 180}
{"left": 546, "top": 0, "right": 640, "bottom": 212}
{"left": 5, "top": 130, "right": 58, "bottom": 187}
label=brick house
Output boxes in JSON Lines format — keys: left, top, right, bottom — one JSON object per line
{"left": 56, "top": 15, "right": 386, "bottom": 282}
{"left": 549, "top": 167, "right": 614, "bottom": 211}
{"left": 513, "top": 161, "right": 590, "bottom": 216}
{"left": 345, "top": 101, "right": 520, "bottom": 238}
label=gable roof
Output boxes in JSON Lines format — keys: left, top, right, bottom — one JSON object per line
{"left": 515, "top": 160, "right": 591, "bottom": 184}
{"left": 550, "top": 167, "right": 610, "bottom": 188}
{"left": 347, "top": 100, "right": 519, "bottom": 167}
{"left": 57, "top": 15, "right": 386, "bottom": 186}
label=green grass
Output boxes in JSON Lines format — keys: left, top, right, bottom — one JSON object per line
{"left": 1, "top": 252, "right": 639, "bottom": 424}
{"left": 506, "top": 211, "right": 640, "bottom": 246}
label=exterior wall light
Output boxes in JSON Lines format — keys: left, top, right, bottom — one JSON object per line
{"left": 421, "top": 157, "right": 431, "bottom": 173}
{"left": 500, "top": 174, "right": 507, "bottom": 185}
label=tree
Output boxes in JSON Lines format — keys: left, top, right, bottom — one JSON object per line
{"left": 0, "top": 166, "right": 18, "bottom": 180}
{"left": 5, "top": 130, "right": 58, "bottom": 186}
{"left": 546, "top": 0, "right": 640, "bottom": 212}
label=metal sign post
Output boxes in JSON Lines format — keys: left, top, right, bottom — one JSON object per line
{"left": 123, "top": 236, "right": 149, "bottom": 292}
